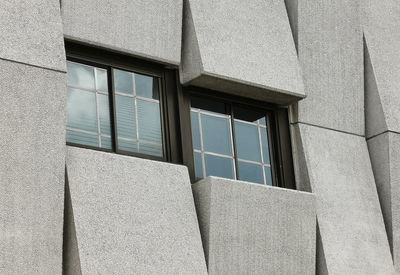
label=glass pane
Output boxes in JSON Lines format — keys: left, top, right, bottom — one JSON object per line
{"left": 113, "top": 69, "right": 133, "bottom": 94}
{"left": 67, "top": 62, "right": 95, "bottom": 90}
{"left": 96, "top": 68, "right": 108, "bottom": 92}
{"left": 204, "top": 154, "right": 235, "bottom": 179}
{"left": 67, "top": 130, "right": 99, "bottom": 147}
{"left": 139, "top": 142, "right": 162, "bottom": 157}
{"left": 101, "top": 136, "right": 112, "bottom": 149}
{"left": 234, "top": 121, "right": 261, "bottom": 162}
{"left": 191, "top": 111, "right": 201, "bottom": 150}
{"left": 258, "top": 117, "right": 266, "bottom": 126}
{"left": 194, "top": 152, "right": 203, "bottom": 179}
{"left": 201, "top": 114, "right": 232, "bottom": 156}
{"left": 238, "top": 161, "right": 264, "bottom": 184}
{"left": 67, "top": 88, "right": 97, "bottom": 133}
{"left": 135, "top": 73, "right": 159, "bottom": 99}
{"left": 137, "top": 99, "right": 162, "bottom": 145}
{"left": 118, "top": 138, "right": 138, "bottom": 152}
{"left": 260, "top": 128, "right": 270, "bottom": 164}
{"left": 115, "top": 95, "right": 136, "bottom": 139}
{"left": 265, "top": 166, "right": 273, "bottom": 186}
{"left": 98, "top": 94, "right": 111, "bottom": 136}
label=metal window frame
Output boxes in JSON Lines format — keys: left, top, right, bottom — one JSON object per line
{"left": 65, "top": 41, "right": 181, "bottom": 163}
{"left": 178, "top": 86, "right": 296, "bottom": 189}
{"left": 64, "top": 41, "right": 295, "bottom": 189}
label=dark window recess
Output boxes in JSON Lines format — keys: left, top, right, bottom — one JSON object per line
{"left": 178, "top": 88, "right": 296, "bottom": 189}
{"left": 65, "top": 41, "right": 182, "bottom": 163}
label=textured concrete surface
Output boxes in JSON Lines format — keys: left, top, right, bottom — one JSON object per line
{"left": 192, "top": 177, "right": 316, "bottom": 275}
{"left": 65, "top": 147, "right": 207, "bottom": 274}
{"left": 291, "top": 123, "right": 395, "bottom": 274}
{"left": 0, "top": 59, "right": 66, "bottom": 274}
{"left": 287, "top": 0, "right": 364, "bottom": 135}
{"left": 63, "top": 176, "right": 82, "bottom": 275}
{"left": 181, "top": 0, "right": 305, "bottom": 105}
{"left": 365, "top": 45, "right": 388, "bottom": 138}
{"left": 61, "top": 0, "right": 183, "bottom": 66}
{"left": 368, "top": 132, "right": 400, "bottom": 272}
{"left": 363, "top": 0, "right": 400, "bottom": 137}
{"left": 0, "top": 0, "right": 66, "bottom": 71}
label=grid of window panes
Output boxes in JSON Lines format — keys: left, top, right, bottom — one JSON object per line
{"left": 191, "top": 99, "right": 273, "bottom": 185}
{"left": 66, "top": 61, "right": 112, "bottom": 149}
{"left": 66, "top": 60, "right": 163, "bottom": 158}
{"left": 113, "top": 69, "right": 162, "bottom": 157}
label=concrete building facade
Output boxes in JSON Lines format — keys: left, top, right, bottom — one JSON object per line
{"left": 0, "top": 0, "right": 398, "bottom": 274}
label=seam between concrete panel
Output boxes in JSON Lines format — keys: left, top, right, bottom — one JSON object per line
{"left": 291, "top": 121, "right": 365, "bottom": 138}
{"left": 366, "top": 130, "right": 400, "bottom": 141}
{"left": 0, "top": 57, "right": 66, "bottom": 74}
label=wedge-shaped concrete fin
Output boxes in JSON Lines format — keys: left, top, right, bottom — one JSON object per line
{"left": 192, "top": 177, "right": 316, "bottom": 274}
{"left": 61, "top": 0, "right": 183, "bottom": 65}
{"left": 363, "top": 0, "right": 400, "bottom": 137}
{"left": 286, "top": 0, "right": 364, "bottom": 135}
{"left": 65, "top": 147, "right": 207, "bottom": 274}
{"left": 291, "top": 124, "right": 395, "bottom": 274}
{"left": 181, "top": 0, "right": 305, "bottom": 105}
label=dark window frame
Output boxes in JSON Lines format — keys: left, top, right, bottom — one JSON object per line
{"left": 65, "top": 41, "right": 182, "bottom": 163}
{"left": 65, "top": 41, "right": 295, "bottom": 189}
{"left": 178, "top": 86, "right": 296, "bottom": 189}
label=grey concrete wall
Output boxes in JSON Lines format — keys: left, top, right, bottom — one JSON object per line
{"left": 288, "top": 0, "right": 364, "bottom": 136}
{"left": 368, "top": 132, "right": 400, "bottom": 272}
{"left": 61, "top": 0, "right": 183, "bottom": 66}
{"left": 192, "top": 177, "right": 316, "bottom": 275}
{"left": 363, "top": 1, "right": 400, "bottom": 271}
{"left": 0, "top": 1, "right": 66, "bottom": 274}
{"left": 291, "top": 124, "right": 395, "bottom": 274}
{"left": 0, "top": 0, "right": 66, "bottom": 71}
{"left": 180, "top": 0, "right": 305, "bottom": 105}
{"left": 363, "top": 0, "right": 400, "bottom": 138}
{"left": 65, "top": 146, "right": 207, "bottom": 274}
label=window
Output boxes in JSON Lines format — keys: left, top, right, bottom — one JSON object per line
{"left": 65, "top": 42, "right": 295, "bottom": 189}
{"left": 65, "top": 42, "right": 181, "bottom": 162}
{"left": 179, "top": 89, "right": 295, "bottom": 188}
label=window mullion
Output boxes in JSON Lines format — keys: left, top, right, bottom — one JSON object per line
{"left": 110, "top": 67, "right": 119, "bottom": 153}
{"left": 230, "top": 104, "right": 239, "bottom": 181}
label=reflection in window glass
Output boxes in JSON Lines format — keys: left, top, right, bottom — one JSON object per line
{"left": 205, "top": 154, "right": 235, "bottom": 179}
{"left": 238, "top": 161, "right": 264, "bottom": 184}
{"left": 66, "top": 61, "right": 112, "bottom": 149}
{"left": 191, "top": 101, "right": 273, "bottom": 185}
{"left": 201, "top": 114, "right": 232, "bottom": 156}
{"left": 135, "top": 73, "right": 159, "bottom": 99}
{"left": 235, "top": 121, "right": 261, "bottom": 162}
{"left": 67, "top": 62, "right": 95, "bottom": 90}
{"left": 265, "top": 166, "right": 273, "bottom": 186}
{"left": 194, "top": 152, "right": 203, "bottom": 179}
{"left": 96, "top": 68, "right": 108, "bottom": 92}
{"left": 191, "top": 112, "right": 201, "bottom": 150}
{"left": 114, "top": 68, "right": 163, "bottom": 157}
{"left": 113, "top": 69, "right": 133, "bottom": 94}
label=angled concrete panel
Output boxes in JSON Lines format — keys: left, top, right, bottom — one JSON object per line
{"left": 287, "top": 0, "right": 364, "bottom": 135}
{"left": 363, "top": 0, "right": 400, "bottom": 137}
{"left": 365, "top": 44, "right": 388, "bottom": 138}
{"left": 291, "top": 123, "right": 395, "bottom": 274}
{"left": 61, "top": 0, "right": 183, "bottom": 66}
{"left": 181, "top": 0, "right": 305, "bottom": 105}
{"left": 368, "top": 132, "right": 400, "bottom": 272}
{"left": 0, "top": 60, "right": 66, "bottom": 274}
{"left": 192, "top": 177, "right": 316, "bottom": 275}
{"left": 0, "top": 0, "right": 66, "bottom": 71}
{"left": 65, "top": 147, "right": 207, "bottom": 274}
